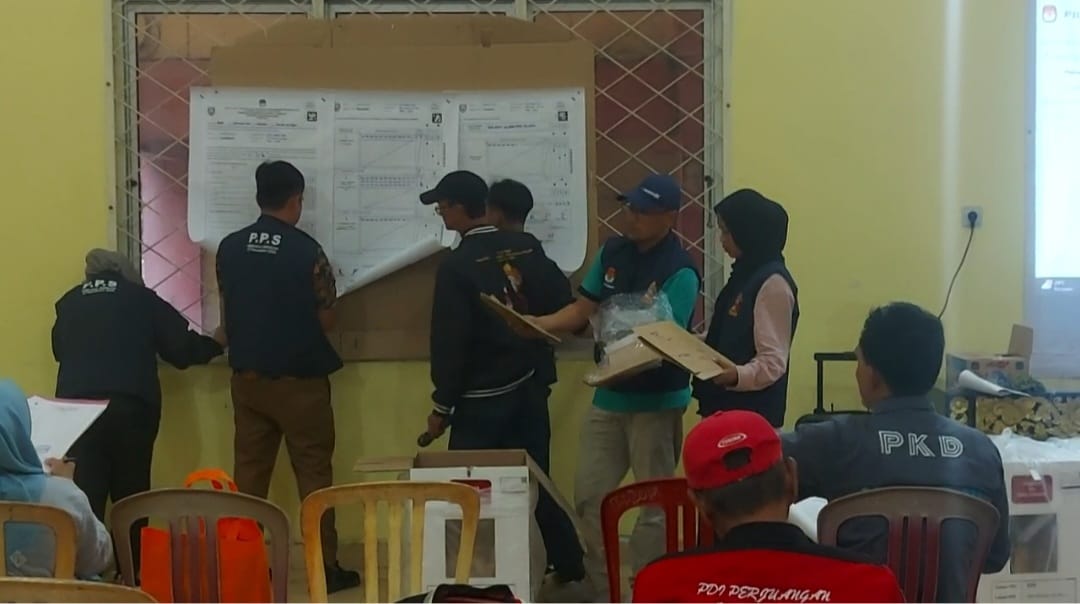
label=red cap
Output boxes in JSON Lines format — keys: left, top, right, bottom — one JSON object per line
{"left": 683, "top": 410, "right": 783, "bottom": 490}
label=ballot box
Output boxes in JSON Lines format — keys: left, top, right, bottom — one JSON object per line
{"left": 977, "top": 433, "right": 1080, "bottom": 602}
{"left": 355, "top": 450, "right": 582, "bottom": 600}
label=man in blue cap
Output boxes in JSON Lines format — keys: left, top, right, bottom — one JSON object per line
{"left": 532, "top": 173, "right": 701, "bottom": 600}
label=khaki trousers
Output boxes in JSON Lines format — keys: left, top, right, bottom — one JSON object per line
{"left": 573, "top": 405, "right": 684, "bottom": 602}
{"left": 231, "top": 374, "right": 338, "bottom": 563}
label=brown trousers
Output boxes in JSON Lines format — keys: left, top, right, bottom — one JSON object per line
{"left": 231, "top": 374, "right": 338, "bottom": 563}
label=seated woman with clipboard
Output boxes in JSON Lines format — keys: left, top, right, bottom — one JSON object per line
{"left": 695, "top": 189, "right": 799, "bottom": 428}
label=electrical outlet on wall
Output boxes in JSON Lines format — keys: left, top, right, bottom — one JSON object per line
{"left": 962, "top": 206, "right": 983, "bottom": 228}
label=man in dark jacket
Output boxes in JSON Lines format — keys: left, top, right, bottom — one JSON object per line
{"left": 53, "top": 248, "right": 225, "bottom": 567}
{"left": 420, "top": 170, "right": 585, "bottom": 587}
{"left": 216, "top": 160, "right": 358, "bottom": 593}
{"left": 486, "top": 178, "right": 572, "bottom": 401}
{"left": 781, "top": 302, "right": 1011, "bottom": 602}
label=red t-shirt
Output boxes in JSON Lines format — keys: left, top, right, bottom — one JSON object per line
{"left": 632, "top": 522, "right": 904, "bottom": 603}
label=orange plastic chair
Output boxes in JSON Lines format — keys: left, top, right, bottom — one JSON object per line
{"left": 0, "top": 501, "right": 78, "bottom": 578}
{"left": 817, "top": 486, "right": 1000, "bottom": 603}
{"left": 600, "top": 477, "right": 714, "bottom": 603}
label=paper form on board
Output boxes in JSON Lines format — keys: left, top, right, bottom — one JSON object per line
{"left": 457, "top": 88, "right": 588, "bottom": 273}
{"left": 27, "top": 396, "right": 108, "bottom": 471}
{"left": 331, "top": 92, "right": 458, "bottom": 294}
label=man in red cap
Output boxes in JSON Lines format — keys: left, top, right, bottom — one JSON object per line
{"left": 632, "top": 411, "right": 903, "bottom": 603}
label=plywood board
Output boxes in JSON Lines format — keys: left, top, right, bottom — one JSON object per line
{"left": 481, "top": 294, "right": 561, "bottom": 345}
{"left": 583, "top": 337, "right": 665, "bottom": 388}
{"left": 633, "top": 321, "right": 735, "bottom": 380}
{"left": 210, "top": 18, "right": 597, "bottom": 360}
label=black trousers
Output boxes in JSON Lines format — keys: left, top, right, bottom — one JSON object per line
{"left": 69, "top": 394, "right": 160, "bottom": 577}
{"left": 448, "top": 379, "right": 585, "bottom": 578}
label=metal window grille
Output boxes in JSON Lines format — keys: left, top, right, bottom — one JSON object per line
{"left": 112, "top": 0, "right": 726, "bottom": 332}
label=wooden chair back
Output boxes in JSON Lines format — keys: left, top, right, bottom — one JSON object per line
{"left": 0, "top": 577, "right": 157, "bottom": 602}
{"left": 109, "top": 488, "right": 290, "bottom": 602}
{"left": 301, "top": 481, "right": 481, "bottom": 603}
{"left": 0, "top": 502, "right": 77, "bottom": 578}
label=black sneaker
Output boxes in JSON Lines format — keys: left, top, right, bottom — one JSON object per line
{"left": 325, "top": 563, "right": 361, "bottom": 594}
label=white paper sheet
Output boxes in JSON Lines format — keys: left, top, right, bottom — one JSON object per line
{"left": 958, "top": 369, "right": 1029, "bottom": 397}
{"left": 187, "top": 87, "right": 590, "bottom": 291}
{"left": 788, "top": 496, "right": 828, "bottom": 542}
{"left": 457, "top": 89, "right": 588, "bottom": 272}
{"left": 331, "top": 93, "right": 458, "bottom": 294}
{"left": 188, "top": 88, "right": 334, "bottom": 248}
{"left": 27, "top": 396, "right": 108, "bottom": 470}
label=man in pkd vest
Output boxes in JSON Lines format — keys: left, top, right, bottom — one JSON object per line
{"left": 419, "top": 170, "right": 586, "bottom": 588}
{"left": 632, "top": 410, "right": 904, "bottom": 603}
{"left": 782, "top": 302, "right": 1011, "bottom": 602}
{"left": 530, "top": 173, "right": 701, "bottom": 600}
{"left": 215, "top": 160, "right": 359, "bottom": 593}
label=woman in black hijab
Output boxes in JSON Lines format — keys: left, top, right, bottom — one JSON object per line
{"left": 694, "top": 189, "right": 799, "bottom": 427}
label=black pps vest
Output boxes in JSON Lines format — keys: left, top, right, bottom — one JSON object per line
{"left": 590, "top": 233, "right": 699, "bottom": 394}
{"left": 695, "top": 261, "right": 799, "bottom": 426}
{"left": 217, "top": 215, "right": 342, "bottom": 378}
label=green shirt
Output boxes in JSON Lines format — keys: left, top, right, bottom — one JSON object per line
{"left": 579, "top": 250, "right": 700, "bottom": 413}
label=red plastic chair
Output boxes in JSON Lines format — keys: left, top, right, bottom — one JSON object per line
{"left": 600, "top": 478, "right": 714, "bottom": 602}
{"left": 817, "top": 486, "right": 1000, "bottom": 603}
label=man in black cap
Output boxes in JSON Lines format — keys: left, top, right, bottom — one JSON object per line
{"left": 531, "top": 173, "right": 701, "bottom": 600}
{"left": 215, "top": 160, "right": 359, "bottom": 593}
{"left": 419, "top": 170, "right": 586, "bottom": 587}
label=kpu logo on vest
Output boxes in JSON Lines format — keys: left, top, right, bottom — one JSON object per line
{"left": 603, "top": 267, "right": 616, "bottom": 288}
{"left": 728, "top": 293, "right": 743, "bottom": 317}
{"left": 246, "top": 232, "right": 282, "bottom": 255}
{"left": 82, "top": 279, "right": 118, "bottom": 295}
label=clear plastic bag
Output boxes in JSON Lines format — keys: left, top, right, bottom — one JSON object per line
{"left": 582, "top": 290, "right": 674, "bottom": 386}
{"left": 591, "top": 290, "right": 675, "bottom": 351}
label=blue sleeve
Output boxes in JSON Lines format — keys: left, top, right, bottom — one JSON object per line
{"left": 660, "top": 267, "right": 700, "bottom": 327}
{"left": 577, "top": 246, "right": 606, "bottom": 301}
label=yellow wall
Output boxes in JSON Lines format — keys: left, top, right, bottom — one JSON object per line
{"left": 727, "top": 0, "right": 1027, "bottom": 410}
{"left": 0, "top": 0, "right": 113, "bottom": 391}
{"left": 0, "top": 0, "right": 1028, "bottom": 535}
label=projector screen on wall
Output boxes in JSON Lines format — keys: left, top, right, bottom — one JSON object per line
{"left": 1030, "top": 1, "right": 1080, "bottom": 376}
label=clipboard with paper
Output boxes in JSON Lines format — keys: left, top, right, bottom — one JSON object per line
{"left": 27, "top": 396, "right": 108, "bottom": 471}
{"left": 632, "top": 321, "right": 736, "bottom": 381}
{"left": 480, "top": 293, "right": 562, "bottom": 345}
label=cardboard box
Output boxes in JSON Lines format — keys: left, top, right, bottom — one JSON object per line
{"left": 946, "top": 324, "right": 1034, "bottom": 390}
{"left": 978, "top": 436, "right": 1080, "bottom": 602}
{"left": 354, "top": 450, "right": 583, "bottom": 600}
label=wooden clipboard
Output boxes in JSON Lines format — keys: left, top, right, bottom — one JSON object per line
{"left": 633, "top": 321, "right": 735, "bottom": 381}
{"left": 481, "top": 294, "right": 562, "bottom": 345}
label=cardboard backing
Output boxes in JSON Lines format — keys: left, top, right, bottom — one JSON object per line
{"left": 209, "top": 16, "right": 597, "bottom": 360}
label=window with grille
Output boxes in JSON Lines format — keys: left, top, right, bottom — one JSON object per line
{"left": 113, "top": 0, "right": 725, "bottom": 334}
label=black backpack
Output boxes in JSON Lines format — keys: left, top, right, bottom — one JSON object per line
{"left": 398, "top": 585, "right": 519, "bottom": 603}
